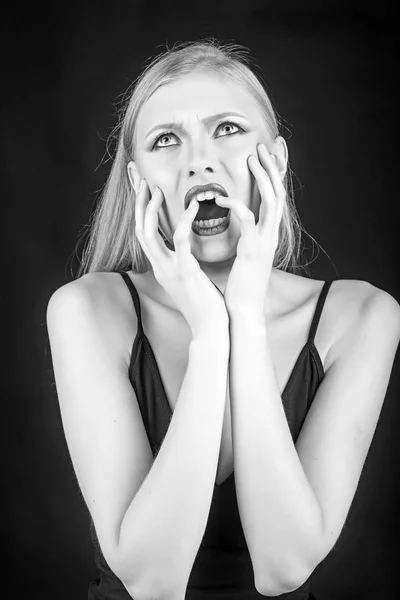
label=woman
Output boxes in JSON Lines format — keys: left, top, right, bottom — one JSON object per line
{"left": 47, "top": 39, "right": 400, "bottom": 600}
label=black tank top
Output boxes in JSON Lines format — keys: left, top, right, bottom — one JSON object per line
{"left": 88, "top": 271, "right": 332, "bottom": 600}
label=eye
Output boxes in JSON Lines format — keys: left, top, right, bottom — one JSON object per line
{"left": 215, "top": 121, "right": 244, "bottom": 137}
{"left": 152, "top": 131, "right": 178, "bottom": 150}
{"left": 151, "top": 120, "right": 245, "bottom": 150}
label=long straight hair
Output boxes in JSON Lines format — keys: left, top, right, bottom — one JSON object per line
{"left": 74, "top": 38, "right": 311, "bottom": 279}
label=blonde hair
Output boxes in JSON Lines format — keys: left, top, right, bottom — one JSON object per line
{"left": 74, "top": 38, "right": 311, "bottom": 279}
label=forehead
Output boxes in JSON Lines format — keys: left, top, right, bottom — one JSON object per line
{"left": 137, "top": 71, "right": 264, "bottom": 137}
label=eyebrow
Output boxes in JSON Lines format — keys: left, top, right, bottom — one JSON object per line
{"left": 145, "top": 112, "right": 249, "bottom": 139}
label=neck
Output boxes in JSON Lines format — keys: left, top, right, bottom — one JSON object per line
{"left": 201, "top": 262, "right": 283, "bottom": 319}
{"left": 197, "top": 255, "right": 237, "bottom": 293}
{"left": 142, "top": 260, "right": 283, "bottom": 319}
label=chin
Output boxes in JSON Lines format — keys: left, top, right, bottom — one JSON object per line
{"left": 189, "top": 229, "right": 238, "bottom": 263}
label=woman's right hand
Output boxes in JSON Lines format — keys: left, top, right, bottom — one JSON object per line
{"left": 134, "top": 178, "right": 229, "bottom": 339}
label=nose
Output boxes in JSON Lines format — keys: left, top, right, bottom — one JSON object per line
{"left": 188, "top": 164, "right": 214, "bottom": 177}
{"left": 186, "top": 138, "right": 217, "bottom": 177}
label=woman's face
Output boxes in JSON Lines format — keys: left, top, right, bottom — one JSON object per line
{"left": 128, "top": 70, "right": 287, "bottom": 265}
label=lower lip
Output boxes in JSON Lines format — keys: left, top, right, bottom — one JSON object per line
{"left": 192, "top": 212, "right": 231, "bottom": 236}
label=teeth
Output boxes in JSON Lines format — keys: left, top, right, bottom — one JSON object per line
{"left": 193, "top": 216, "right": 228, "bottom": 228}
{"left": 193, "top": 190, "right": 218, "bottom": 202}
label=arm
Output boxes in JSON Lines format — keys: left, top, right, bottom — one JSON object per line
{"left": 228, "top": 308, "right": 323, "bottom": 596}
{"left": 118, "top": 333, "right": 230, "bottom": 599}
{"left": 47, "top": 279, "right": 230, "bottom": 600}
{"left": 228, "top": 284, "right": 400, "bottom": 596}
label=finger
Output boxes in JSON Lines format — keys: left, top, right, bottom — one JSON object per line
{"left": 143, "top": 186, "right": 171, "bottom": 261}
{"left": 258, "top": 150, "right": 285, "bottom": 228}
{"left": 215, "top": 197, "right": 255, "bottom": 236}
{"left": 158, "top": 203, "right": 173, "bottom": 249}
{"left": 134, "top": 178, "right": 157, "bottom": 261}
{"left": 257, "top": 144, "right": 285, "bottom": 199}
{"left": 173, "top": 200, "right": 200, "bottom": 270}
{"left": 248, "top": 154, "right": 275, "bottom": 230}
{"left": 134, "top": 178, "right": 147, "bottom": 240}
{"left": 266, "top": 152, "right": 285, "bottom": 225}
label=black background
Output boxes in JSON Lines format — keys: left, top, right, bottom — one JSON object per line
{"left": 4, "top": 1, "right": 400, "bottom": 598}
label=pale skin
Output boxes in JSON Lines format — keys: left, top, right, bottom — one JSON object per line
{"left": 127, "top": 71, "right": 400, "bottom": 593}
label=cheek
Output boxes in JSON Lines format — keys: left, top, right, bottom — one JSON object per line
{"left": 228, "top": 135, "right": 263, "bottom": 177}
{"left": 226, "top": 148, "right": 252, "bottom": 183}
{"left": 141, "top": 167, "right": 171, "bottom": 198}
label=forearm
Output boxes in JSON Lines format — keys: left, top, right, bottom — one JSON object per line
{"left": 229, "top": 311, "right": 323, "bottom": 592}
{"left": 116, "top": 330, "right": 230, "bottom": 597}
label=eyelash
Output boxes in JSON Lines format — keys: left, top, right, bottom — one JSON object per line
{"left": 151, "top": 120, "right": 245, "bottom": 150}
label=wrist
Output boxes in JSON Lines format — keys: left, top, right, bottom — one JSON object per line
{"left": 228, "top": 307, "right": 267, "bottom": 334}
{"left": 228, "top": 303, "right": 265, "bottom": 321}
{"left": 191, "top": 322, "right": 230, "bottom": 344}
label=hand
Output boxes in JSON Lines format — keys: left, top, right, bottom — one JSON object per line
{"left": 215, "top": 143, "right": 285, "bottom": 314}
{"left": 134, "top": 179, "right": 229, "bottom": 338}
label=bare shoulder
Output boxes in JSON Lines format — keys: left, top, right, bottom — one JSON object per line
{"left": 328, "top": 278, "right": 400, "bottom": 326}
{"left": 47, "top": 271, "right": 139, "bottom": 368}
{"left": 322, "top": 278, "right": 400, "bottom": 365}
{"left": 291, "top": 273, "right": 400, "bottom": 325}
{"left": 279, "top": 272, "right": 400, "bottom": 368}
{"left": 282, "top": 271, "right": 397, "bottom": 309}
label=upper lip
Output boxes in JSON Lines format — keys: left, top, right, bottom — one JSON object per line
{"left": 184, "top": 183, "right": 228, "bottom": 209}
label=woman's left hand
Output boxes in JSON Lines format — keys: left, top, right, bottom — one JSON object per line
{"left": 215, "top": 143, "right": 285, "bottom": 315}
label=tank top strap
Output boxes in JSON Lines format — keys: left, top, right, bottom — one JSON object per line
{"left": 307, "top": 280, "right": 333, "bottom": 345}
{"left": 116, "top": 271, "right": 143, "bottom": 335}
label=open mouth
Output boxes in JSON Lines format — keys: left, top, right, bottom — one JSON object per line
{"left": 194, "top": 199, "right": 229, "bottom": 221}
{"left": 192, "top": 200, "right": 231, "bottom": 236}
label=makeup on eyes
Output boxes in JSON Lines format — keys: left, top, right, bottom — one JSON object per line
{"left": 150, "top": 120, "right": 247, "bottom": 150}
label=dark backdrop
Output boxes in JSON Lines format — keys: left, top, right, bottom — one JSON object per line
{"left": 4, "top": 1, "right": 399, "bottom": 599}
